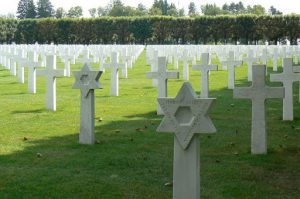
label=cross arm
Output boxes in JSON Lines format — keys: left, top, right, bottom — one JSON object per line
{"left": 265, "top": 87, "right": 284, "bottom": 99}
{"left": 293, "top": 66, "right": 300, "bottom": 73}
{"left": 233, "top": 88, "right": 253, "bottom": 99}
{"left": 166, "top": 71, "right": 179, "bottom": 79}
{"left": 146, "top": 72, "right": 159, "bottom": 79}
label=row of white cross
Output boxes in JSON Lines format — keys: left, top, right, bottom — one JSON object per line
{"left": 0, "top": 44, "right": 144, "bottom": 111}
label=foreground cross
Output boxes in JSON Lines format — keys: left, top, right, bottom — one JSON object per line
{"left": 234, "top": 65, "right": 284, "bottom": 154}
{"left": 103, "top": 52, "right": 125, "bottom": 96}
{"left": 157, "top": 82, "right": 216, "bottom": 199}
{"left": 221, "top": 51, "right": 243, "bottom": 89}
{"left": 37, "top": 55, "right": 65, "bottom": 111}
{"left": 146, "top": 56, "right": 179, "bottom": 115}
{"left": 192, "top": 53, "right": 218, "bottom": 98}
{"left": 73, "top": 63, "right": 102, "bottom": 144}
{"left": 270, "top": 58, "right": 300, "bottom": 121}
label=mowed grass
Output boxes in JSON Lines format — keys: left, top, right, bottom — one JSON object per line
{"left": 0, "top": 49, "right": 299, "bottom": 199}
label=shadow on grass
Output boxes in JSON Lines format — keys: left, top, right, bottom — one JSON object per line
{"left": 11, "top": 109, "right": 44, "bottom": 114}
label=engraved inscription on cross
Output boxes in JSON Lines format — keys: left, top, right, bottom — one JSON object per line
{"left": 192, "top": 53, "right": 218, "bottom": 98}
{"left": 157, "top": 82, "right": 216, "bottom": 199}
{"left": 234, "top": 65, "right": 284, "bottom": 154}
{"left": 270, "top": 58, "right": 300, "bottom": 121}
{"left": 146, "top": 56, "right": 179, "bottom": 115}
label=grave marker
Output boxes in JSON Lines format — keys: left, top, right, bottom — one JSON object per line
{"left": 221, "top": 51, "right": 243, "bottom": 89}
{"left": 234, "top": 65, "right": 284, "bottom": 154}
{"left": 192, "top": 53, "right": 218, "bottom": 98}
{"left": 103, "top": 52, "right": 125, "bottom": 96}
{"left": 27, "top": 51, "right": 41, "bottom": 94}
{"left": 73, "top": 64, "right": 102, "bottom": 144}
{"left": 37, "top": 55, "right": 65, "bottom": 111}
{"left": 147, "top": 57, "right": 179, "bottom": 115}
{"left": 243, "top": 50, "right": 258, "bottom": 81}
{"left": 270, "top": 58, "right": 300, "bottom": 121}
{"left": 157, "top": 82, "right": 216, "bottom": 199}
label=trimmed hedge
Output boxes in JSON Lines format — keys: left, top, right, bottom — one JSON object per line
{"left": 1, "top": 15, "right": 300, "bottom": 45}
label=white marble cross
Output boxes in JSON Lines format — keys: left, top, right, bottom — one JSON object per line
{"left": 27, "top": 51, "right": 42, "bottom": 94}
{"left": 103, "top": 52, "right": 125, "bottom": 96}
{"left": 146, "top": 56, "right": 179, "bottom": 115}
{"left": 8, "top": 48, "right": 17, "bottom": 76}
{"left": 270, "top": 58, "right": 300, "bottom": 121}
{"left": 259, "top": 49, "right": 268, "bottom": 65}
{"left": 221, "top": 51, "right": 243, "bottom": 89}
{"left": 272, "top": 48, "right": 279, "bottom": 72}
{"left": 234, "top": 65, "right": 284, "bottom": 154}
{"left": 148, "top": 50, "right": 159, "bottom": 87}
{"left": 180, "top": 49, "right": 192, "bottom": 81}
{"left": 37, "top": 55, "right": 65, "bottom": 111}
{"left": 73, "top": 63, "right": 102, "bottom": 144}
{"left": 15, "top": 49, "right": 27, "bottom": 84}
{"left": 120, "top": 48, "right": 129, "bottom": 78}
{"left": 78, "top": 49, "right": 94, "bottom": 65}
{"left": 60, "top": 54, "right": 73, "bottom": 77}
{"left": 192, "top": 53, "right": 218, "bottom": 98}
{"left": 243, "top": 50, "right": 258, "bottom": 81}
{"left": 157, "top": 82, "right": 216, "bottom": 199}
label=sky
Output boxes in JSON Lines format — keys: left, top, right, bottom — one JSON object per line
{"left": 1, "top": 0, "right": 299, "bottom": 17}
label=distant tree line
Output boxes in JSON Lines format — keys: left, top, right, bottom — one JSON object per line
{"left": 16, "top": 0, "right": 283, "bottom": 19}
{"left": 0, "top": 15, "right": 299, "bottom": 45}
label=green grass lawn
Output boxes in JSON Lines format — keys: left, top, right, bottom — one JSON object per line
{"left": 0, "top": 50, "right": 299, "bottom": 199}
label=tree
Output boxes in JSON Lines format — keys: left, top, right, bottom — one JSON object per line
{"left": 178, "top": 8, "right": 185, "bottom": 16}
{"left": 26, "top": 0, "right": 36, "bottom": 18}
{"left": 136, "top": 3, "right": 148, "bottom": 16}
{"left": 67, "top": 6, "right": 83, "bottom": 18}
{"left": 97, "top": 6, "right": 109, "bottom": 16}
{"left": 17, "top": 0, "right": 28, "bottom": 19}
{"left": 269, "top": 6, "right": 282, "bottom": 15}
{"left": 188, "top": 2, "right": 196, "bottom": 16}
{"left": 201, "top": 4, "right": 222, "bottom": 16}
{"left": 167, "top": 3, "right": 178, "bottom": 16}
{"left": 108, "top": 0, "right": 127, "bottom": 16}
{"left": 149, "top": 7, "right": 162, "bottom": 15}
{"left": 37, "top": 0, "right": 54, "bottom": 18}
{"left": 89, "top": 8, "right": 97, "bottom": 18}
{"left": 247, "top": 5, "right": 265, "bottom": 15}
{"left": 55, "top": 7, "right": 66, "bottom": 18}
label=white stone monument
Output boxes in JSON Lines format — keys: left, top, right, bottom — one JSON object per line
{"left": 234, "top": 65, "right": 284, "bottom": 154}
{"left": 16, "top": 49, "right": 27, "bottom": 84}
{"left": 192, "top": 53, "right": 218, "bottom": 98}
{"left": 103, "top": 52, "right": 125, "bottom": 96}
{"left": 27, "top": 51, "right": 41, "bottom": 94}
{"left": 73, "top": 63, "right": 102, "bottom": 144}
{"left": 270, "top": 58, "right": 300, "bottom": 121}
{"left": 37, "top": 55, "right": 65, "bottom": 111}
{"left": 157, "top": 82, "right": 216, "bottom": 199}
{"left": 243, "top": 50, "right": 257, "bottom": 81}
{"left": 221, "top": 51, "right": 243, "bottom": 89}
{"left": 146, "top": 56, "right": 179, "bottom": 115}
{"left": 180, "top": 49, "right": 192, "bottom": 81}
